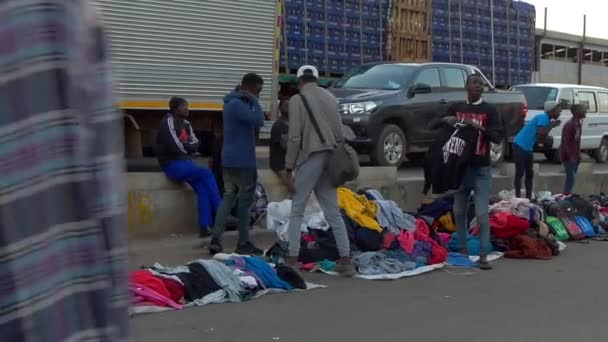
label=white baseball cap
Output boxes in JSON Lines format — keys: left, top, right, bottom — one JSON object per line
{"left": 544, "top": 101, "right": 560, "bottom": 113}
{"left": 296, "top": 65, "right": 319, "bottom": 79}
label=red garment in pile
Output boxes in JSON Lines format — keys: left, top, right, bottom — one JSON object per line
{"left": 414, "top": 219, "right": 447, "bottom": 264}
{"left": 490, "top": 212, "right": 530, "bottom": 239}
{"left": 158, "top": 277, "right": 186, "bottom": 302}
{"left": 505, "top": 234, "right": 553, "bottom": 260}
{"left": 130, "top": 270, "right": 172, "bottom": 300}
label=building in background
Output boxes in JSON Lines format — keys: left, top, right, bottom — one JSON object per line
{"left": 533, "top": 29, "right": 608, "bottom": 88}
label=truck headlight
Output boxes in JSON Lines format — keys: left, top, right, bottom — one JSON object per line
{"left": 340, "top": 101, "right": 379, "bottom": 115}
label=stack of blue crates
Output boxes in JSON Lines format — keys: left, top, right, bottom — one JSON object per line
{"left": 431, "top": 0, "right": 535, "bottom": 87}
{"left": 281, "top": 0, "right": 390, "bottom": 76}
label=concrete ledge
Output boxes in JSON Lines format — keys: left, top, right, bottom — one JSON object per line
{"left": 127, "top": 167, "right": 608, "bottom": 237}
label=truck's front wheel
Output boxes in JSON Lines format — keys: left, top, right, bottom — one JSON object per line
{"left": 372, "top": 124, "right": 405, "bottom": 167}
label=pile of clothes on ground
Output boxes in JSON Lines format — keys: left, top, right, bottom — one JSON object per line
{"left": 266, "top": 188, "right": 608, "bottom": 279}
{"left": 267, "top": 188, "right": 450, "bottom": 278}
{"left": 129, "top": 255, "right": 310, "bottom": 315}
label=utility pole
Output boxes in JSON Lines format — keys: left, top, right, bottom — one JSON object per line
{"left": 578, "top": 14, "right": 586, "bottom": 85}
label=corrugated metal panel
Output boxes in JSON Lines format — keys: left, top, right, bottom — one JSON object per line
{"left": 95, "top": 0, "right": 276, "bottom": 110}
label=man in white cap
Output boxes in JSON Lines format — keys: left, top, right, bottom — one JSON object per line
{"left": 513, "top": 100, "right": 562, "bottom": 199}
{"left": 284, "top": 65, "right": 356, "bottom": 276}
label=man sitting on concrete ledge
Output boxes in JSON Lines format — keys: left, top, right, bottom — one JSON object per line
{"left": 156, "top": 97, "right": 221, "bottom": 238}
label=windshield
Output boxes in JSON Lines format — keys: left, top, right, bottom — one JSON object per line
{"left": 333, "top": 64, "right": 416, "bottom": 90}
{"left": 511, "top": 86, "right": 558, "bottom": 110}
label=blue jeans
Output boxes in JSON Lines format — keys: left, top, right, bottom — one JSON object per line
{"left": 213, "top": 168, "right": 257, "bottom": 245}
{"left": 162, "top": 159, "right": 221, "bottom": 230}
{"left": 453, "top": 166, "right": 492, "bottom": 256}
{"left": 563, "top": 161, "right": 579, "bottom": 194}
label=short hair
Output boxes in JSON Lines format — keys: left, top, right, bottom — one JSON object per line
{"left": 466, "top": 73, "right": 484, "bottom": 87}
{"left": 571, "top": 103, "right": 587, "bottom": 113}
{"left": 169, "top": 97, "right": 187, "bottom": 112}
{"left": 241, "top": 73, "right": 264, "bottom": 87}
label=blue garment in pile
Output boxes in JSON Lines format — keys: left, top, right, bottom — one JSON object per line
{"left": 446, "top": 252, "right": 477, "bottom": 268}
{"left": 353, "top": 251, "right": 417, "bottom": 275}
{"left": 243, "top": 257, "right": 293, "bottom": 290}
{"left": 363, "top": 189, "right": 416, "bottom": 234}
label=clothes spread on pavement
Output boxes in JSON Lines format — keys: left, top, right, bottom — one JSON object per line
{"left": 129, "top": 256, "right": 317, "bottom": 315}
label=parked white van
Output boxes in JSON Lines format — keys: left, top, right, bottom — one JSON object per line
{"left": 510, "top": 83, "right": 608, "bottom": 163}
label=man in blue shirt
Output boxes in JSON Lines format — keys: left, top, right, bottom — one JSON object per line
{"left": 513, "top": 101, "right": 561, "bottom": 199}
{"left": 209, "top": 73, "right": 265, "bottom": 255}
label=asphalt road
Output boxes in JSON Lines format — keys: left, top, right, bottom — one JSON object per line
{"left": 131, "top": 232, "right": 608, "bottom": 342}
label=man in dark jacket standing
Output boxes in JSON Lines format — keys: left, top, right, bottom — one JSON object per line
{"left": 157, "top": 97, "right": 221, "bottom": 237}
{"left": 443, "top": 74, "right": 504, "bottom": 270}
{"left": 561, "top": 104, "right": 587, "bottom": 194}
{"left": 209, "top": 73, "right": 265, "bottom": 255}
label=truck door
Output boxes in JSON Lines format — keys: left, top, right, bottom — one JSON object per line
{"left": 407, "top": 67, "right": 443, "bottom": 144}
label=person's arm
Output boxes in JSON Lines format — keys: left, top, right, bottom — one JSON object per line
{"left": 484, "top": 105, "right": 504, "bottom": 144}
{"left": 158, "top": 116, "right": 189, "bottom": 156}
{"left": 233, "top": 95, "right": 265, "bottom": 128}
{"left": 536, "top": 115, "right": 559, "bottom": 142}
{"left": 184, "top": 123, "right": 200, "bottom": 154}
{"left": 285, "top": 96, "right": 302, "bottom": 171}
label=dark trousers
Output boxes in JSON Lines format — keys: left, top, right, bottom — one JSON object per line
{"left": 563, "top": 161, "right": 579, "bottom": 194}
{"left": 213, "top": 168, "right": 257, "bottom": 245}
{"left": 513, "top": 144, "right": 534, "bottom": 199}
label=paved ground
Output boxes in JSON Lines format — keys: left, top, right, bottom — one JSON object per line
{"left": 131, "top": 231, "right": 608, "bottom": 342}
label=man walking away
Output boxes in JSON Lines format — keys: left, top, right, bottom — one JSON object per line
{"left": 285, "top": 65, "right": 356, "bottom": 276}
{"left": 270, "top": 98, "right": 291, "bottom": 187}
{"left": 209, "top": 73, "right": 266, "bottom": 255}
{"left": 443, "top": 74, "right": 504, "bottom": 270}
{"left": 513, "top": 101, "right": 561, "bottom": 199}
{"left": 157, "top": 97, "right": 222, "bottom": 237}
{"left": 561, "top": 104, "right": 587, "bottom": 194}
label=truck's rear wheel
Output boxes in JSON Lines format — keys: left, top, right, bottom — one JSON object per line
{"left": 594, "top": 138, "right": 608, "bottom": 163}
{"left": 372, "top": 124, "right": 405, "bottom": 167}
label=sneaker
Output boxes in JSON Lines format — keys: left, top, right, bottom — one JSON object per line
{"left": 335, "top": 261, "right": 357, "bottom": 277}
{"left": 478, "top": 256, "right": 493, "bottom": 270}
{"left": 208, "top": 239, "right": 223, "bottom": 255}
{"left": 235, "top": 241, "right": 263, "bottom": 256}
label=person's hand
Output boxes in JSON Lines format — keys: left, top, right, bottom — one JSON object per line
{"left": 462, "top": 119, "right": 483, "bottom": 131}
{"left": 287, "top": 170, "right": 296, "bottom": 194}
{"left": 550, "top": 120, "right": 561, "bottom": 128}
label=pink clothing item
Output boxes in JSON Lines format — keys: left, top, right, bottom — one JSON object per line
{"left": 469, "top": 225, "right": 480, "bottom": 236}
{"left": 397, "top": 231, "right": 415, "bottom": 253}
{"left": 414, "top": 219, "right": 448, "bottom": 264}
{"left": 383, "top": 232, "right": 397, "bottom": 249}
{"left": 300, "top": 263, "right": 316, "bottom": 271}
{"left": 129, "top": 283, "right": 184, "bottom": 310}
{"left": 437, "top": 233, "right": 451, "bottom": 246}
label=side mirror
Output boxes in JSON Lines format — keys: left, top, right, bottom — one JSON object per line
{"left": 409, "top": 83, "right": 432, "bottom": 97}
{"left": 559, "top": 99, "right": 571, "bottom": 110}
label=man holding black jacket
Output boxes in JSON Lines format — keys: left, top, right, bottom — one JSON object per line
{"left": 442, "top": 74, "right": 504, "bottom": 270}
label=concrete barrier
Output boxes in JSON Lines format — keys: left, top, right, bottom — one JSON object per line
{"left": 127, "top": 165, "right": 608, "bottom": 237}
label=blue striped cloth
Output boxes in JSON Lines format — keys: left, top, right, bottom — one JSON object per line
{"left": 0, "top": 1, "right": 129, "bottom": 340}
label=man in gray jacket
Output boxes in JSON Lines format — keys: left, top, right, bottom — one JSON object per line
{"left": 285, "top": 65, "right": 355, "bottom": 276}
